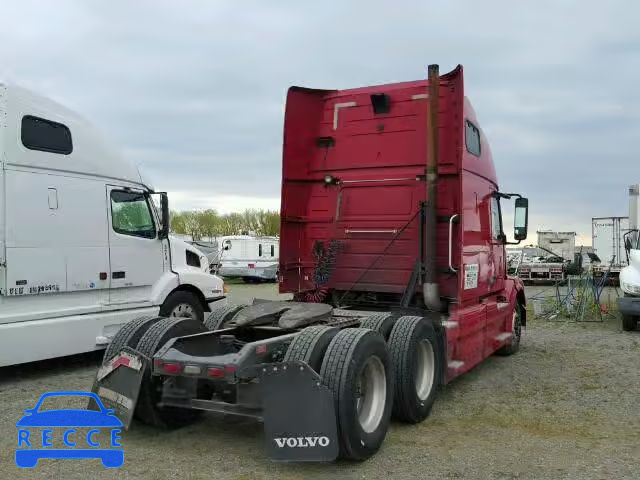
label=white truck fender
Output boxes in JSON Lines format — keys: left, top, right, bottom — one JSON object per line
{"left": 153, "top": 237, "right": 225, "bottom": 307}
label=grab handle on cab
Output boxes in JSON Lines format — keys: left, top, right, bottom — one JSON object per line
{"left": 448, "top": 214, "right": 459, "bottom": 273}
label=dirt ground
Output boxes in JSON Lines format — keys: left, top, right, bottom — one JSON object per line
{"left": 1, "top": 284, "right": 639, "bottom": 479}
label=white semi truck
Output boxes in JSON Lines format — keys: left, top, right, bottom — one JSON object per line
{"left": 0, "top": 82, "right": 225, "bottom": 366}
{"left": 618, "top": 185, "right": 640, "bottom": 330}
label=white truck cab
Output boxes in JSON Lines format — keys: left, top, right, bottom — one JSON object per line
{"left": 618, "top": 184, "right": 640, "bottom": 331}
{"left": 0, "top": 82, "right": 224, "bottom": 366}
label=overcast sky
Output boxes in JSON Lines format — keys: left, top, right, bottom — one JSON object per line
{"left": 1, "top": 0, "right": 637, "bottom": 245}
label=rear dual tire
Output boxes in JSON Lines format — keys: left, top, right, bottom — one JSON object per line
{"left": 292, "top": 315, "right": 442, "bottom": 459}
{"left": 320, "top": 328, "right": 394, "bottom": 461}
{"left": 135, "top": 317, "right": 208, "bottom": 428}
{"left": 204, "top": 303, "right": 247, "bottom": 331}
{"left": 359, "top": 312, "right": 397, "bottom": 340}
{"left": 284, "top": 325, "right": 394, "bottom": 460}
{"left": 283, "top": 325, "right": 339, "bottom": 372}
{"left": 388, "top": 316, "right": 440, "bottom": 423}
{"left": 102, "top": 315, "right": 163, "bottom": 363}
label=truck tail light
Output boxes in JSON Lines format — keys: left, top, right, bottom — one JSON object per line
{"left": 208, "top": 365, "right": 236, "bottom": 378}
{"left": 208, "top": 367, "right": 225, "bottom": 378}
{"left": 160, "top": 362, "right": 183, "bottom": 375}
{"left": 248, "top": 263, "right": 255, "bottom": 269}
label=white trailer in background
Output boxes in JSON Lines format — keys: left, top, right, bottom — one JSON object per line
{"left": 217, "top": 235, "right": 279, "bottom": 282}
{"left": 591, "top": 216, "right": 629, "bottom": 284}
{"left": 0, "top": 82, "right": 224, "bottom": 366}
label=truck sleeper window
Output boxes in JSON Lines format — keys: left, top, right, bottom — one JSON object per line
{"left": 110, "top": 191, "right": 156, "bottom": 239}
{"left": 465, "top": 120, "right": 481, "bottom": 156}
{"left": 21, "top": 115, "right": 73, "bottom": 155}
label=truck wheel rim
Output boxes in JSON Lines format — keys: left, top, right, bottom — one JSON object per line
{"left": 356, "top": 356, "right": 386, "bottom": 433}
{"left": 170, "top": 303, "right": 195, "bottom": 319}
{"left": 415, "top": 340, "right": 435, "bottom": 401}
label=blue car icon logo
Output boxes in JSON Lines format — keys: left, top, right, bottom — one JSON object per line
{"left": 16, "top": 391, "right": 124, "bottom": 468}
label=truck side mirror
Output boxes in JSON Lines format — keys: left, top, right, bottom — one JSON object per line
{"left": 514, "top": 197, "right": 528, "bottom": 241}
{"left": 159, "top": 192, "right": 170, "bottom": 239}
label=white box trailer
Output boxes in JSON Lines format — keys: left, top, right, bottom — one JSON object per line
{"left": 218, "top": 235, "right": 279, "bottom": 282}
{"left": 592, "top": 217, "right": 629, "bottom": 266}
{"left": 591, "top": 216, "right": 629, "bottom": 284}
{"left": 0, "top": 82, "right": 224, "bottom": 366}
{"left": 537, "top": 231, "right": 576, "bottom": 261}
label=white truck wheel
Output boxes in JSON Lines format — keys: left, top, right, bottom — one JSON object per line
{"left": 160, "top": 291, "right": 205, "bottom": 323}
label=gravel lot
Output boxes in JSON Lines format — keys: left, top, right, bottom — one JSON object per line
{"left": 1, "top": 285, "right": 639, "bottom": 479}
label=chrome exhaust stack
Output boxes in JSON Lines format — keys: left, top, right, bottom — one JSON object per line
{"left": 423, "top": 64, "right": 441, "bottom": 312}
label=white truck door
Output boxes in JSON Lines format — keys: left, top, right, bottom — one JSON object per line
{"left": 106, "top": 186, "right": 164, "bottom": 306}
{"left": 1, "top": 170, "right": 110, "bottom": 323}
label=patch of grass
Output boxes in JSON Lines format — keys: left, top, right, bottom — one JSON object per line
{"left": 576, "top": 367, "right": 603, "bottom": 379}
{"left": 579, "top": 383, "right": 601, "bottom": 391}
{"left": 424, "top": 411, "right": 601, "bottom": 440}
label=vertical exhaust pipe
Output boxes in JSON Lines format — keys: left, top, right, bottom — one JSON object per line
{"left": 629, "top": 185, "right": 639, "bottom": 250}
{"left": 629, "top": 185, "right": 639, "bottom": 231}
{"left": 423, "top": 64, "right": 441, "bottom": 311}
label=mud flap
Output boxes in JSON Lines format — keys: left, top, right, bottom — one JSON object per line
{"left": 261, "top": 361, "right": 339, "bottom": 462}
{"left": 89, "top": 347, "right": 148, "bottom": 429}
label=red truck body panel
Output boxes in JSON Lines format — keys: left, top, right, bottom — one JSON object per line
{"left": 279, "top": 65, "right": 525, "bottom": 382}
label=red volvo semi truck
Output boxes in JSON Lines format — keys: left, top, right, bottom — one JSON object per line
{"left": 92, "top": 64, "right": 529, "bottom": 462}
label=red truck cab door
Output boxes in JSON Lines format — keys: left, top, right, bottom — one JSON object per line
{"left": 483, "top": 193, "right": 512, "bottom": 357}
{"left": 446, "top": 114, "right": 510, "bottom": 380}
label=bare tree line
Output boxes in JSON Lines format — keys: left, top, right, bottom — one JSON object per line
{"left": 170, "top": 209, "right": 280, "bottom": 240}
